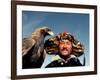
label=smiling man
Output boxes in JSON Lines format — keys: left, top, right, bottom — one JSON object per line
{"left": 58, "top": 39, "right": 73, "bottom": 60}
{"left": 45, "top": 32, "right": 84, "bottom": 67}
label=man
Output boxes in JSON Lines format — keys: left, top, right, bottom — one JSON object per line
{"left": 45, "top": 32, "right": 84, "bottom": 67}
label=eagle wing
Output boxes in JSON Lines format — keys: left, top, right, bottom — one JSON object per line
{"left": 22, "top": 37, "right": 36, "bottom": 56}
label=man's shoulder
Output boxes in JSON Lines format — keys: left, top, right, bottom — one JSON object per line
{"left": 45, "top": 60, "right": 59, "bottom": 68}
{"left": 68, "top": 57, "right": 82, "bottom": 66}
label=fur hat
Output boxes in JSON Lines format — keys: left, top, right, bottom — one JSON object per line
{"left": 44, "top": 32, "right": 84, "bottom": 57}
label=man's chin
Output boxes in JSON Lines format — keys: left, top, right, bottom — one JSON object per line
{"left": 61, "top": 51, "right": 69, "bottom": 55}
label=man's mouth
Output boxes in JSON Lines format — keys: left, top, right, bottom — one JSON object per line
{"left": 62, "top": 50, "right": 68, "bottom": 52}
{"left": 61, "top": 49, "right": 69, "bottom": 53}
{"left": 61, "top": 48, "right": 68, "bottom": 51}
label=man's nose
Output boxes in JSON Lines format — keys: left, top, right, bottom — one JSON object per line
{"left": 63, "top": 43, "right": 68, "bottom": 48}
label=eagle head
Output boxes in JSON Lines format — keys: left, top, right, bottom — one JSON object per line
{"left": 40, "top": 27, "right": 54, "bottom": 36}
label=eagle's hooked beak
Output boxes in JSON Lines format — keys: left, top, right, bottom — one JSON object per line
{"left": 48, "top": 31, "right": 54, "bottom": 36}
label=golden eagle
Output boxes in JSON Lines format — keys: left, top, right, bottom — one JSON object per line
{"left": 22, "top": 27, "right": 54, "bottom": 68}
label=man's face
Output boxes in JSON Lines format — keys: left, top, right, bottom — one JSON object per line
{"left": 59, "top": 39, "right": 72, "bottom": 57}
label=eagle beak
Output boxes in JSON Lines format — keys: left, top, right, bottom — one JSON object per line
{"left": 48, "top": 31, "right": 54, "bottom": 36}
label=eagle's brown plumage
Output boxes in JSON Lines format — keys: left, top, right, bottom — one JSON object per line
{"left": 22, "top": 27, "right": 54, "bottom": 68}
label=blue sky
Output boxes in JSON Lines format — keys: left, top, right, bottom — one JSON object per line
{"left": 22, "top": 11, "right": 89, "bottom": 67}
